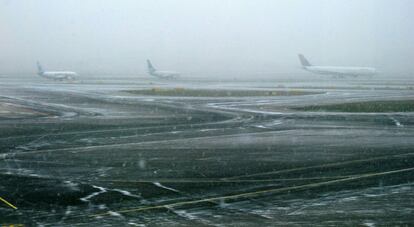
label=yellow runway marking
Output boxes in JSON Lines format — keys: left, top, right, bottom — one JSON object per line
{"left": 0, "top": 196, "right": 17, "bottom": 210}
{"left": 95, "top": 175, "right": 351, "bottom": 184}
{"left": 89, "top": 166, "right": 414, "bottom": 217}
{"left": 227, "top": 152, "right": 414, "bottom": 179}
{"left": 0, "top": 132, "right": 272, "bottom": 158}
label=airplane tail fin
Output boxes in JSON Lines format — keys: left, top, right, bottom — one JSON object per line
{"left": 147, "top": 59, "right": 156, "bottom": 73}
{"left": 36, "top": 61, "right": 44, "bottom": 75}
{"left": 298, "top": 54, "right": 311, "bottom": 67}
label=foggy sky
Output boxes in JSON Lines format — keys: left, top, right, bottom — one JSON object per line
{"left": 1, "top": 0, "right": 413, "bottom": 77}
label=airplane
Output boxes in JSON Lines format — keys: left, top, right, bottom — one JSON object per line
{"left": 36, "top": 61, "right": 77, "bottom": 81}
{"left": 298, "top": 54, "right": 378, "bottom": 77}
{"left": 147, "top": 59, "right": 180, "bottom": 79}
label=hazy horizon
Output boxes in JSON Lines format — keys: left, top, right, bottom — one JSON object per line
{"left": 1, "top": 0, "right": 413, "bottom": 77}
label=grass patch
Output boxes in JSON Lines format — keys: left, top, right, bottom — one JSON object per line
{"left": 126, "top": 88, "right": 317, "bottom": 97}
{"left": 294, "top": 100, "right": 414, "bottom": 112}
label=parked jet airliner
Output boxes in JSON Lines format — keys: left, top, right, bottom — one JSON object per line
{"left": 37, "top": 62, "right": 77, "bottom": 81}
{"left": 298, "top": 54, "right": 378, "bottom": 77}
{"left": 147, "top": 59, "right": 180, "bottom": 79}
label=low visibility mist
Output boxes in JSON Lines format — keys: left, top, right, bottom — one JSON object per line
{"left": 1, "top": 0, "right": 413, "bottom": 77}
{"left": 2, "top": 1, "right": 414, "bottom": 226}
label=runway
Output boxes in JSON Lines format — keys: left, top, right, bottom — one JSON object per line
{"left": 1, "top": 76, "right": 414, "bottom": 226}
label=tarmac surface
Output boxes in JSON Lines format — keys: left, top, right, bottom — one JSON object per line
{"left": 1, "top": 76, "right": 414, "bottom": 226}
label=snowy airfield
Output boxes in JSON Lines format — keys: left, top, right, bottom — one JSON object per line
{"left": 1, "top": 76, "right": 414, "bottom": 226}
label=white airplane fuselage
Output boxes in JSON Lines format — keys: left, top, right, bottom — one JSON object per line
{"left": 39, "top": 71, "right": 77, "bottom": 81}
{"left": 298, "top": 54, "right": 378, "bottom": 77}
{"left": 36, "top": 61, "right": 77, "bottom": 81}
{"left": 303, "top": 66, "right": 378, "bottom": 77}
{"left": 149, "top": 70, "right": 180, "bottom": 79}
